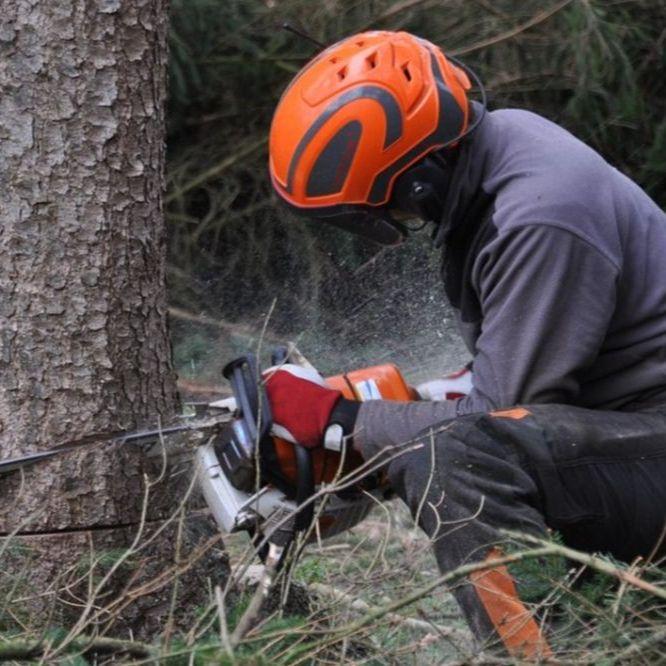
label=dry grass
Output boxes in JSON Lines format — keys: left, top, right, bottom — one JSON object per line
{"left": 2, "top": 439, "right": 665, "bottom": 664}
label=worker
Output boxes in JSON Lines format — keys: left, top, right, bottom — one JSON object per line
{"left": 264, "top": 30, "right": 666, "bottom": 658}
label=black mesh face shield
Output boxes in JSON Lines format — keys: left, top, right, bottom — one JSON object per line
{"left": 283, "top": 200, "right": 408, "bottom": 245}
{"left": 285, "top": 153, "right": 451, "bottom": 245}
{"left": 313, "top": 207, "right": 407, "bottom": 245}
{"left": 280, "top": 152, "right": 455, "bottom": 246}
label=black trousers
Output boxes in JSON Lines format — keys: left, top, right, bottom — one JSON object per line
{"left": 386, "top": 403, "right": 666, "bottom": 657}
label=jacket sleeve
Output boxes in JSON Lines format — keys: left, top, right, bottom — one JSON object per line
{"left": 355, "top": 224, "right": 619, "bottom": 459}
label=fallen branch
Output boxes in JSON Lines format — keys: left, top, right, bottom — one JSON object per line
{"left": 168, "top": 306, "right": 285, "bottom": 344}
{"left": 502, "top": 531, "right": 666, "bottom": 600}
{"left": 166, "top": 136, "right": 267, "bottom": 203}
{"left": 278, "top": 546, "right": 557, "bottom": 665}
{"left": 0, "top": 635, "right": 155, "bottom": 661}
{"left": 310, "top": 581, "right": 470, "bottom": 641}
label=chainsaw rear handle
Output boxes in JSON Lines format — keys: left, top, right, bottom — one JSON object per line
{"left": 293, "top": 444, "right": 314, "bottom": 531}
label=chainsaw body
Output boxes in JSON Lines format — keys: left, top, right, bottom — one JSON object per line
{"left": 196, "top": 354, "right": 416, "bottom": 549}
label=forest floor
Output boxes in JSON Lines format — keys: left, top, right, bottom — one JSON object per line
{"left": 223, "top": 501, "right": 474, "bottom": 665}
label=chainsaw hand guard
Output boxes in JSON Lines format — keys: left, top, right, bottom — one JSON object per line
{"left": 215, "top": 354, "right": 316, "bottom": 535}
{"left": 198, "top": 352, "right": 415, "bottom": 556}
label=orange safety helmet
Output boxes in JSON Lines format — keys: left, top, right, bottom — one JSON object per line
{"left": 269, "top": 31, "right": 481, "bottom": 244}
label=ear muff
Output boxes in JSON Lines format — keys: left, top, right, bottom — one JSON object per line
{"left": 389, "top": 153, "right": 452, "bottom": 226}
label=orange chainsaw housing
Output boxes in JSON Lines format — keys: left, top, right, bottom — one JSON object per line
{"left": 271, "top": 364, "right": 417, "bottom": 486}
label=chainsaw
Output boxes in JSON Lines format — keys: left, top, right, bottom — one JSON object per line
{"left": 0, "top": 348, "right": 418, "bottom": 559}
{"left": 196, "top": 350, "right": 418, "bottom": 557}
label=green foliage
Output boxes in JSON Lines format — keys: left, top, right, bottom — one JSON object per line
{"left": 173, "top": 331, "right": 218, "bottom": 379}
{"left": 556, "top": 1, "right": 666, "bottom": 196}
{"left": 501, "top": 533, "right": 666, "bottom": 661}
{"left": 551, "top": 564, "right": 666, "bottom": 661}
{"left": 510, "top": 554, "right": 569, "bottom": 604}
{"left": 167, "top": 0, "right": 666, "bottom": 200}
{"left": 295, "top": 557, "right": 326, "bottom": 584}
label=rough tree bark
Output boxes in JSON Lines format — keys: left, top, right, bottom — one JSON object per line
{"left": 0, "top": 0, "right": 228, "bottom": 638}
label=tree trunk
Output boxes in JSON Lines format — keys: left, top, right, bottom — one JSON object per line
{"left": 0, "top": 0, "right": 228, "bottom": 638}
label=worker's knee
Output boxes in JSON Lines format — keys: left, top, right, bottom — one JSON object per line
{"left": 385, "top": 411, "right": 544, "bottom": 540}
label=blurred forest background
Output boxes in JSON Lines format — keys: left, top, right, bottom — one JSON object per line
{"left": 165, "top": 0, "right": 666, "bottom": 389}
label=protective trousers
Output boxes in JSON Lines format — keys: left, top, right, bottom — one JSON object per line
{"left": 384, "top": 404, "right": 666, "bottom": 658}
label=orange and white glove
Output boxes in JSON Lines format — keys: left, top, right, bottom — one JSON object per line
{"left": 263, "top": 364, "right": 358, "bottom": 449}
{"left": 416, "top": 365, "right": 473, "bottom": 401}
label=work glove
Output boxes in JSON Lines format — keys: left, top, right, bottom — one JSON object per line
{"left": 263, "top": 364, "right": 359, "bottom": 449}
{"left": 416, "top": 365, "right": 473, "bottom": 401}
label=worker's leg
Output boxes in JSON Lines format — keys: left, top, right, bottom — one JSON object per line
{"left": 385, "top": 404, "right": 666, "bottom": 657}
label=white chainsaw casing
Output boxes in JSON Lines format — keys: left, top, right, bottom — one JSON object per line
{"left": 196, "top": 442, "right": 294, "bottom": 533}
{"left": 196, "top": 441, "right": 379, "bottom": 540}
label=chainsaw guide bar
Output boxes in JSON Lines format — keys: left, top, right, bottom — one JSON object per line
{"left": 0, "top": 414, "right": 234, "bottom": 476}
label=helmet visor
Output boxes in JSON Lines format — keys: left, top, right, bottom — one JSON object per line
{"left": 284, "top": 201, "right": 406, "bottom": 246}
{"left": 318, "top": 208, "right": 406, "bottom": 245}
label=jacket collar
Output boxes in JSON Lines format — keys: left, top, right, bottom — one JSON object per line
{"left": 433, "top": 101, "right": 492, "bottom": 248}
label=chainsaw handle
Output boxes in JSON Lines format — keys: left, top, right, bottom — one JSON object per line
{"left": 223, "top": 354, "right": 315, "bottom": 535}
{"left": 223, "top": 354, "right": 272, "bottom": 443}
{"left": 294, "top": 444, "right": 314, "bottom": 531}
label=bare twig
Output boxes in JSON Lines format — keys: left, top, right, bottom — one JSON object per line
{"left": 502, "top": 531, "right": 666, "bottom": 600}
{"left": 166, "top": 136, "right": 267, "bottom": 203}
{"left": 0, "top": 636, "right": 155, "bottom": 661}
{"left": 168, "top": 305, "right": 285, "bottom": 343}
{"left": 451, "top": 0, "right": 576, "bottom": 56}
{"left": 230, "top": 546, "right": 282, "bottom": 646}
{"left": 412, "top": 430, "right": 436, "bottom": 531}
{"left": 161, "top": 504, "right": 187, "bottom": 653}
{"left": 310, "top": 581, "right": 470, "bottom": 642}
{"left": 611, "top": 556, "right": 642, "bottom": 617}
{"left": 215, "top": 584, "right": 235, "bottom": 660}
{"left": 358, "top": 0, "right": 436, "bottom": 31}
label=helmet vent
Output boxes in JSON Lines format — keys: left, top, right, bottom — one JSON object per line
{"left": 402, "top": 64, "right": 412, "bottom": 81}
{"left": 365, "top": 52, "right": 378, "bottom": 69}
{"left": 337, "top": 66, "right": 348, "bottom": 81}
{"left": 355, "top": 40, "right": 365, "bottom": 47}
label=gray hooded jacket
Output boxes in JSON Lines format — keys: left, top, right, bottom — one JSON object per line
{"left": 357, "top": 106, "right": 666, "bottom": 451}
